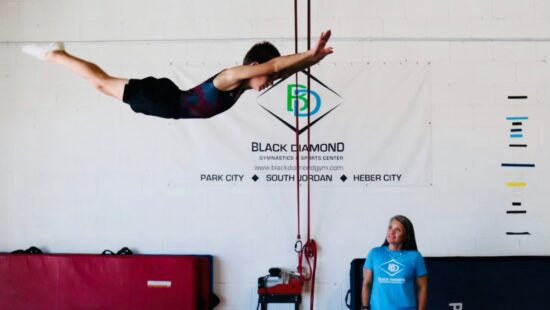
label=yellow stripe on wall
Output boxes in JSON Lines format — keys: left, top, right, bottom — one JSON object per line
{"left": 506, "top": 182, "right": 527, "bottom": 187}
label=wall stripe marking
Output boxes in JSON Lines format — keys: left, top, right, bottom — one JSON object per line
{"left": 507, "top": 96, "right": 528, "bottom": 99}
{"left": 506, "top": 182, "right": 527, "bottom": 187}
{"left": 501, "top": 163, "right": 535, "bottom": 168}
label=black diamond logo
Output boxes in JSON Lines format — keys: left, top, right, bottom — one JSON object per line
{"left": 252, "top": 175, "right": 259, "bottom": 182}
{"left": 256, "top": 70, "right": 342, "bottom": 135}
{"left": 340, "top": 175, "right": 347, "bottom": 182}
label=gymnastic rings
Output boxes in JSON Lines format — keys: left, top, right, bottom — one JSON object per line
{"left": 294, "top": 240, "right": 303, "bottom": 253}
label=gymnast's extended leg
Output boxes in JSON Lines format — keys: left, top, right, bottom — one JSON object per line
{"left": 22, "top": 43, "right": 128, "bottom": 100}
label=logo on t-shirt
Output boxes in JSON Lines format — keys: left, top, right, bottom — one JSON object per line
{"left": 379, "top": 259, "right": 406, "bottom": 277}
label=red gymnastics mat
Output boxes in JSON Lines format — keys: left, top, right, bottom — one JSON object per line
{"left": 0, "top": 253, "right": 215, "bottom": 309}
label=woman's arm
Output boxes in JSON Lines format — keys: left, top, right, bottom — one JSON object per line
{"left": 416, "top": 275, "right": 428, "bottom": 310}
{"left": 361, "top": 268, "right": 373, "bottom": 309}
{"left": 215, "top": 30, "right": 333, "bottom": 90}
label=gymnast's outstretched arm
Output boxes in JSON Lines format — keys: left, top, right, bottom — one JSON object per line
{"left": 214, "top": 30, "right": 333, "bottom": 90}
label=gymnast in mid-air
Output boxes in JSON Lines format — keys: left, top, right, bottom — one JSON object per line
{"left": 22, "top": 31, "right": 333, "bottom": 119}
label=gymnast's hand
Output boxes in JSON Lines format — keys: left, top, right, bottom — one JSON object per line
{"left": 312, "top": 30, "right": 334, "bottom": 61}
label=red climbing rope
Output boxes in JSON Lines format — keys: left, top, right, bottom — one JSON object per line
{"left": 293, "top": 0, "right": 318, "bottom": 309}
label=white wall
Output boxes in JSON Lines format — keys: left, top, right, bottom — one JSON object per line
{"left": 1, "top": 1, "right": 550, "bottom": 309}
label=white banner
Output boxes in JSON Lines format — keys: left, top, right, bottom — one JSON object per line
{"left": 171, "top": 63, "right": 431, "bottom": 187}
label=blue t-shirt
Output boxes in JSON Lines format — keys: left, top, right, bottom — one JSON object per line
{"left": 363, "top": 246, "right": 427, "bottom": 310}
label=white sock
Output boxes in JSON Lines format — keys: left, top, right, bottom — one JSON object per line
{"left": 21, "top": 42, "right": 65, "bottom": 60}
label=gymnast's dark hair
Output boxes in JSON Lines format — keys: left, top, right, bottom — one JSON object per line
{"left": 243, "top": 41, "right": 281, "bottom": 65}
{"left": 382, "top": 215, "right": 418, "bottom": 251}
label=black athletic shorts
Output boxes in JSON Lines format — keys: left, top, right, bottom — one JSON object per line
{"left": 122, "top": 77, "right": 183, "bottom": 119}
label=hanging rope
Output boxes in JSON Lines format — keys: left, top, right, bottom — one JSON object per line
{"left": 303, "top": 2, "right": 318, "bottom": 308}
{"left": 293, "top": 1, "right": 318, "bottom": 309}
{"left": 293, "top": 0, "right": 304, "bottom": 278}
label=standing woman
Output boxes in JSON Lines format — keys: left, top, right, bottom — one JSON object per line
{"left": 361, "top": 215, "right": 428, "bottom": 310}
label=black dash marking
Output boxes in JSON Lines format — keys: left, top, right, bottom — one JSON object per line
{"left": 501, "top": 163, "right": 535, "bottom": 168}
{"left": 510, "top": 129, "right": 522, "bottom": 132}
{"left": 508, "top": 96, "right": 528, "bottom": 99}
{"left": 509, "top": 144, "right": 527, "bottom": 147}
{"left": 512, "top": 202, "right": 521, "bottom": 206}
{"left": 506, "top": 210, "right": 527, "bottom": 214}
{"left": 512, "top": 122, "right": 522, "bottom": 126}
{"left": 506, "top": 232, "right": 531, "bottom": 235}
